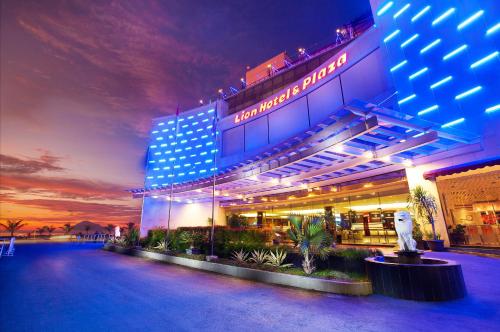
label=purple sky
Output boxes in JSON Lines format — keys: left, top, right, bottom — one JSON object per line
{"left": 0, "top": 0, "right": 370, "bottom": 228}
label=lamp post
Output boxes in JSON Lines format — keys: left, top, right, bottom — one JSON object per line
{"left": 207, "top": 101, "right": 219, "bottom": 261}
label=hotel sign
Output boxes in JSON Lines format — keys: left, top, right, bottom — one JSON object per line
{"left": 234, "top": 52, "right": 348, "bottom": 124}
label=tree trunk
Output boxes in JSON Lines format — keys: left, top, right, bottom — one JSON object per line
{"left": 425, "top": 206, "right": 437, "bottom": 240}
{"left": 332, "top": 223, "right": 337, "bottom": 245}
{"left": 302, "top": 250, "right": 316, "bottom": 274}
{"left": 430, "top": 216, "right": 437, "bottom": 240}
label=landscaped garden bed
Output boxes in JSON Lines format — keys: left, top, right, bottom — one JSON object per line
{"left": 104, "top": 244, "right": 373, "bottom": 295}
{"left": 104, "top": 216, "right": 380, "bottom": 296}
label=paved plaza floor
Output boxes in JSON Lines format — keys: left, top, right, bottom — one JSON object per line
{"left": 1, "top": 243, "right": 499, "bottom": 332}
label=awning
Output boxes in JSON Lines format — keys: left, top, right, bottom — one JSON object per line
{"left": 130, "top": 100, "right": 477, "bottom": 203}
{"left": 423, "top": 157, "right": 500, "bottom": 180}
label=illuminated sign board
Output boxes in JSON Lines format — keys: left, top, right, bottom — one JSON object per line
{"left": 234, "top": 52, "right": 348, "bottom": 124}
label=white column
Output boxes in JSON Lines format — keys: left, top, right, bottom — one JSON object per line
{"left": 405, "top": 165, "right": 450, "bottom": 247}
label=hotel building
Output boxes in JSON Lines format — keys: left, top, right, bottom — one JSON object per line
{"left": 132, "top": 0, "right": 500, "bottom": 248}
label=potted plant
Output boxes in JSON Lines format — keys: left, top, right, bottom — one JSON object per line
{"left": 412, "top": 221, "right": 428, "bottom": 250}
{"left": 449, "top": 224, "right": 466, "bottom": 245}
{"left": 408, "top": 185, "right": 445, "bottom": 251}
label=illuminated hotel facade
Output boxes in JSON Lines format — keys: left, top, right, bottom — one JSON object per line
{"left": 133, "top": 0, "right": 500, "bottom": 248}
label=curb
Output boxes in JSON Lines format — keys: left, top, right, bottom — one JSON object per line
{"left": 104, "top": 244, "right": 372, "bottom": 296}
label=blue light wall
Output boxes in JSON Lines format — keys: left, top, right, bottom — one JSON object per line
{"left": 373, "top": 0, "right": 500, "bottom": 134}
{"left": 144, "top": 103, "right": 218, "bottom": 190}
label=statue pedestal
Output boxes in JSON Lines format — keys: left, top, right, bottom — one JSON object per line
{"left": 394, "top": 250, "right": 424, "bottom": 264}
{"left": 366, "top": 256, "right": 466, "bottom": 301}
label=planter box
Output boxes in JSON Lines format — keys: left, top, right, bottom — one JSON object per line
{"left": 416, "top": 240, "right": 428, "bottom": 250}
{"left": 449, "top": 233, "right": 466, "bottom": 245}
{"left": 103, "top": 244, "right": 372, "bottom": 296}
{"left": 426, "top": 240, "right": 445, "bottom": 251}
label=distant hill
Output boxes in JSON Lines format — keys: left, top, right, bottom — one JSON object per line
{"left": 71, "top": 221, "right": 106, "bottom": 234}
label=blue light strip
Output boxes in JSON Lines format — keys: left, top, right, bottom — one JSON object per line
{"left": 470, "top": 51, "right": 499, "bottom": 69}
{"left": 430, "top": 76, "right": 453, "bottom": 89}
{"left": 377, "top": 1, "right": 394, "bottom": 16}
{"left": 454, "top": 86, "right": 482, "bottom": 100}
{"left": 419, "top": 39, "right": 441, "bottom": 54}
{"left": 442, "top": 44, "right": 468, "bottom": 61}
{"left": 384, "top": 29, "right": 400, "bottom": 43}
{"left": 390, "top": 60, "right": 408, "bottom": 72}
{"left": 398, "top": 94, "right": 417, "bottom": 105}
{"left": 485, "top": 104, "right": 500, "bottom": 113}
{"left": 457, "top": 10, "right": 484, "bottom": 30}
{"left": 441, "top": 118, "right": 465, "bottom": 128}
{"left": 432, "top": 8, "right": 456, "bottom": 26}
{"left": 393, "top": 3, "right": 410, "bottom": 19}
{"left": 400, "top": 34, "right": 419, "bottom": 48}
{"left": 411, "top": 6, "right": 431, "bottom": 23}
{"left": 417, "top": 105, "right": 439, "bottom": 116}
{"left": 486, "top": 23, "right": 500, "bottom": 36}
{"left": 409, "top": 67, "right": 428, "bottom": 80}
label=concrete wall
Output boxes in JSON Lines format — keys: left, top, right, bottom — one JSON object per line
{"left": 404, "top": 117, "right": 500, "bottom": 247}
{"left": 405, "top": 166, "right": 450, "bottom": 246}
{"left": 218, "top": 27, "right": 391, "bottom": 166}
{"left": 140, "top": 198, "right": 226, "bottom": 236}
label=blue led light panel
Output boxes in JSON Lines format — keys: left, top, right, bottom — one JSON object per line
{"left": 374, "top": 0, "right": 500, "bottom": 134}
{"left": 144, "top": 103, "right": 218, "bottom": 190}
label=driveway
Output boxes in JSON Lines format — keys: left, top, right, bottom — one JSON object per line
{"left": 1, "top": 243, "right": 499, "bottom": 331}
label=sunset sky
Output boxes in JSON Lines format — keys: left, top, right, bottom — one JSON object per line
{"left": 0, "top": 0, "right": 370, "bottom": 231}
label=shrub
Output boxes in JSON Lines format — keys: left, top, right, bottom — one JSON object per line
{"left": 177, "top": 230, "right": 208, "bottom": 249}
{"left": 111, "top": 237, "right": 126, "bottom": 246}
{"left": 145, "top": 227, "right": 167, "bottom": 248}
{"left": 332, "top": 248, "right": 372, "bottom": 261}
{"left": 231, "top": 249, "right": 249, "bottom": 263}
{"left": 265, "top": 249, "right": 292, "bottom": 268}
{"left": 249, "top": 249, "right": 268, "bottom": 265}
{"left": 124, "top": 228, "right": 139, "bottom": 247}
{"left": 228, "top": 214, "right": 248, "bottom": 228}
{"left": 153, "top": 241, "right": 167, "bottom": 251}
{"left": 214, "top": 228, "right": 271, "bottom": 257}
{"left": 328, "top": 247, "right": 380, "bottom": 275}
{"left": 143, "top": 226, "right": 271, "bottom": 256}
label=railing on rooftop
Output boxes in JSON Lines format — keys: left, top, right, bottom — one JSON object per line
{"left": 189, "top": 14, "right": 374, "bottom": 119}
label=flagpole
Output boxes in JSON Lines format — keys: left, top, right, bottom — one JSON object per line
{"left": 165, "top": 105, "right": 180, "bottom": 249}
{"left": 210, "top": 101, "right": 219, "bottom": 257}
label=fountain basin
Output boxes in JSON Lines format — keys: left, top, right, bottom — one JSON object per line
{"left": 365, "top": 256, "right": 466, "bottom": 301}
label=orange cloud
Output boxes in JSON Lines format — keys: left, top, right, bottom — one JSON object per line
{"left": 0, "top": 153, "right": 141, "bottom": 229}
{"left": 0, "top": 152, "right": 64, "bottom": 174}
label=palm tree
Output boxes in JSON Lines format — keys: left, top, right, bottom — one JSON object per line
{"left": 36, "top": 227, "right": 46, "bottom": 237}
{"left": 105, "top": 224, "right": 115, "bottom": 234}
{"left": 60, "top": 223, "right": 74, "bottom": 234}
{"left": 408, "top": 185, "right": 439, "bottom": 240}
{"left": 288, "top": 215, "right": 332, "bottom": 274}
{"left": 0, "top": 219, "right": 27, "bottom": 237}
{"left": 46, "top": 226, "right": 56, "bottom": 237}
{"left": 84, "top": 225, "right": 91, "bottom": 235}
